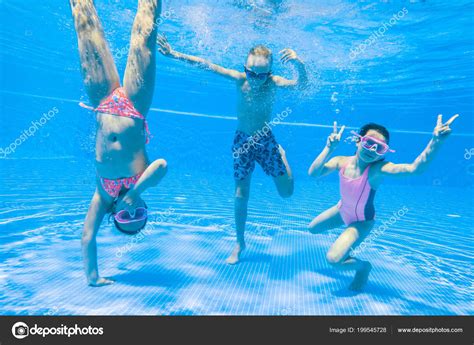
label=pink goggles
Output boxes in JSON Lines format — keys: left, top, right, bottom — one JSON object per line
{"left": 114, "top": 207, "right": 148, "bottom": 224}
{"left": 351, "top": 131, "right": 395, "bottom": 155}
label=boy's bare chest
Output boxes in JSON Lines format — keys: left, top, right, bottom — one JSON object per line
{"left": 239, "top": 84, "right": 275, "bottom": 109}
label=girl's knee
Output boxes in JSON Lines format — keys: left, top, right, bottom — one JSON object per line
{"left": 158, "top": 159, "right": 167, "bottom": 172}
{"left": 326, "top": 251, "right": 343, "bottom": 266}
{"left": 154, "top": 158, "right": 167, "bottom": 169}
{"left": 150, "top": 159, "right": 167, "bottom": 175}
{"left": 308, "top": 222, "right": 319, "bottom": 234}
{"left": 308, "top": 218, "right": 326, "bottom": 234}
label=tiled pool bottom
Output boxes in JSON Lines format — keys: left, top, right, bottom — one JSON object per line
{"left": 0, "top": 161, "right": 472, "bottom": 315}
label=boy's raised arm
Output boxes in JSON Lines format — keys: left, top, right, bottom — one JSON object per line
{"left": 379, "top": 114, "right": 459, "bottom": 176}
{"left": 157, "top": 34, "right": 244, "bottom": 81}
{"left": 272, "top": 48, "right": 308, "bottom": 89}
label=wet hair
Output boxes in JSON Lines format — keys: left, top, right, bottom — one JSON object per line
{"left": 248, "top": 45, "right": 273, "bottom": 64}
{"left": 359, "top": 123, "right": 390, "bottom": 144}
{"left": 113, "top": 216, "right": 147, "bottom": 235}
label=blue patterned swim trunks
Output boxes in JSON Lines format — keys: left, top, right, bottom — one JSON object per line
{"left": 232, "top": 130, "right": 286, "bottom": 180}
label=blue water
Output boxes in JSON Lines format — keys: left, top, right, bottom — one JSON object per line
{"left": 0, "top": 0, "right": 473, "bottom": 315}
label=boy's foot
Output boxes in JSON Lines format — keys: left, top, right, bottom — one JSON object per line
{"left": 89, "top": 277, "right": 115, "bottom": 287}
{"left": 226, "top": 242, "right": 246, "bottom": 265}
{"left": 349, "top": 262, "right": 372, "bottom": 291}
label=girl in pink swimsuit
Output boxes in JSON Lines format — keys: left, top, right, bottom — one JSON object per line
{"left": 308, "top": 116, "right": 458, "bottom": 291}
{"left": 71, "top": 0, "right": 167, "bottom": 287}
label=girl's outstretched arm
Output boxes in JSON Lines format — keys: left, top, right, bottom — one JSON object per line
{"left": 379, "top": 114, "right": 459, "bottom": 176}
{"left": 82, "top": 189, "right": 114, "bottom": 287}
{"left": 308, "top": 121, "right": 346, "bottom": 177}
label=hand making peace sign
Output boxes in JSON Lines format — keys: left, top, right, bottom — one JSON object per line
{"left": 326, "top": 121, "right": 345, "bottom": 150}
{"left": 433, "top": 114, "right": 459, "bottom": 141}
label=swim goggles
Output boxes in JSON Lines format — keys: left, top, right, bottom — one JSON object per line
{"left": 114, "top": 207, "right": 148, "bottom": 225}
{"left": 350, "top": 130, "right": 395, "bottom": 155}
{"left": 244, "top": 65, "right": 272, "bottom": 80}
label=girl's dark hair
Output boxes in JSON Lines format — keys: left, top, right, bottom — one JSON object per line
{"left": 113, "top": 217, "right": 147, "bottom": 235}
{"left": 359, "top": 123, "right": 390, "bottom": 143}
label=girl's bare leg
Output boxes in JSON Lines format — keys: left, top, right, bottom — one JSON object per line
{"left": 326, "top": 220, "right": 375, "bottom": 291}
{"left": 308, "top": 204, "right": 344, "bottom": 234}
{"left": 123, "top": 0, "right": 162, "bottom": 115}
{"left": 70, "top": 0, "right": 120, "bottom": 107}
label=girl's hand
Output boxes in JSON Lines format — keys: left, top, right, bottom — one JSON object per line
{"left": 326, "top": 121, "right": 345, "bottom": 150}
{"left": 116, "top": 190, "right": 139, "bottom": 218}
{"left": 433, "top": 114, "right": 459, "bottom": 142}
{"left": 157, "top": 34, "right": 174, "bottom": 56}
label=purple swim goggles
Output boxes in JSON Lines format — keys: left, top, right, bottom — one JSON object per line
{"left": 351, "top": 130, "right": 395, "bottom": 156}
{"left": 112, "top": 204, "right": 148, "bottom": 235}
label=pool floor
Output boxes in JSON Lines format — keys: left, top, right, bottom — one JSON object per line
{"left": 0, "top": 161, "right": 472, "bottom": 315}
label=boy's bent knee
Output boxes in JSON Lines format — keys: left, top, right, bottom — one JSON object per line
{"left": 278, "top": 187, "right": 293, "bottom": 198}
{"left": 277, "top": 177, "right": 293, "bottom": 198}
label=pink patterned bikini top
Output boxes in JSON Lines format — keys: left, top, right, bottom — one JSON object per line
{"left": 79, "top": 87, "right": 151, "bottom": 144}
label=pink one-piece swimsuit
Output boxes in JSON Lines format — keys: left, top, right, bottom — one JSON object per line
{"left": 337, "top": 158, "right": 376, "bottom": 226}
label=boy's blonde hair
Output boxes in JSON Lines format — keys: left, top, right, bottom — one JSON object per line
{"left": 248, "top": 45, "right": 273, "bottom": 65}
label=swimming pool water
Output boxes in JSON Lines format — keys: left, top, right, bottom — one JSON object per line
{"left": 1, "top": 0, "right": 473, "bottom": 316}
{"left": 1, "top": 132, "right": 472, "bottom": 315}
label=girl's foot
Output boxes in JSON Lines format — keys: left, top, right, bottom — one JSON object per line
{"left": 226, "top": 242, "right": 246, "bottom": 265}
{"left": 349, "top": 262, "right": 372, "bottom": 291}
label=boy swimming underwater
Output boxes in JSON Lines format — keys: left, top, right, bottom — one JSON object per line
{"left": 308, "top": 114, "right": 458, "bottom": 290}
{"left": 157, "top": 36, "right": 308, "bottom": 264}
{"left": 70, "top": 0, "right": 167, "bottom": 286}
